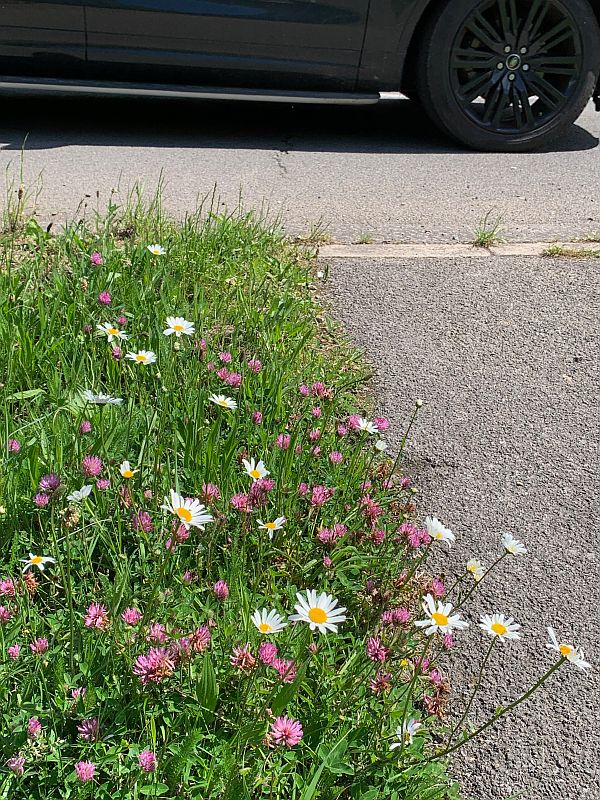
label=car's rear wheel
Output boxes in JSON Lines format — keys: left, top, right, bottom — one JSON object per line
{"left": 417, "top": 0, "right": 600, "bottom": 151}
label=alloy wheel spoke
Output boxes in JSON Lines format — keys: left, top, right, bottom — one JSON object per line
{"left": 519, "top": 0, "right": 550, "bottom": 44}
{"left": 460, "top": 70, "right": 496, "bottom": 102}
{"left": 452, "top": 48, "right": 497, "bottom": 69}
{"left": 481, "top": 81, "right": 507, "bottom": 124}
{"left": 496, "top": 0, "right": 520, "bottom": 44}
{"left": 529, "top": 18, "right": 574, "bottom": 55}
{"left": 514, "top": 85, "right": 536, "bottom": 128}
{"left": 525, "top": 72, "right": 565, "bottom": 108}
{"left": 466, "top": 12, "right": 505, "bottom": 52}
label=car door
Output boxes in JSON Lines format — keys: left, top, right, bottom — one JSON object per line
{"left": 84, "top": 0, "right": 369, "bottom": 91}
{"left": 0, "top": 1, "right": 85, "bottom": 78}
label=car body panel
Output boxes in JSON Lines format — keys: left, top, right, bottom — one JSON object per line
{"left": 84, "top": 0, "right": 371, "bottom": 91}
{"left": 0, "top": 1, "right": 85, "bottom": 77}
{"left": 358, "top": 0, "right": 429, "bottom": 90}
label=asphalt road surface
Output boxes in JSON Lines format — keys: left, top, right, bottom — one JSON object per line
{"left": 0, "top": 94, "right": 598, "bottom": 243}
{"left": 327, "top": 253, "right": 599, "bottom": 800}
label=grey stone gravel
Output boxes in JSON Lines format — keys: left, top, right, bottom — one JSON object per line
{"left": 326, "top": 255, "right": 600, "bottom": 800}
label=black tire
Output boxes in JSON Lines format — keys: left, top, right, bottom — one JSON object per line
{"left": 416, "top": 0, "right": 600, "bottom": 151}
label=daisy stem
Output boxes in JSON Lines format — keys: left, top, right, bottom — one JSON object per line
{"left": 425, "top": 658, "right": 565, "bottom": 763}
{"left": 389, "top": 401, "right": 421, "bottom": 479}
{"left": 398, "top": 634, "right": 433, "bottom": 755}
{"left": 455, "top": 552, "right": 507, "bottom": 611}
{"left": 447, "top": 637, "right": 496, "bottom": 745}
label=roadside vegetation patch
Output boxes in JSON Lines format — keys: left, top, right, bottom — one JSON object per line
{"left": 0, "top": 202, "right": 588, "bottom": 799}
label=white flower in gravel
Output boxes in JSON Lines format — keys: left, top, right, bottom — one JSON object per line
{"left": 81, "top": 390, "right": 123, "bottom": 406}
{"left": 257, "top": 517, "right": 286, "bottom": 539}
{"left": 164, "top": 316, "right": 194, "bottom": 337}
{"left": 67, "top": 485, "right": 93, "bottom": 503}
{"left": 357, "top": 417, "right": 378, "bottom": 435}
{"left": 289, "top": 590, "right": 347, "bottom": 634}
{"left": 547, "top": 627, "right": 591, "bottom": 674}
{"left": 415, "top": 594, "right": 468, "bottom": 636}
{"left": 209, "top": 394, "right": 237, "bottom": 410}
{"left": 126, "top": 350, "right": 157, "bottom": 366}
{"left": 390, "top": 719, "right": 422, "bottom": 749}
{"left": 161, "top": 489, "right": 213, "bottom": 530}
{"left": 480, "top": 613, "right": 521, "bottom": 642}
{"left": 21, "top": 553, "right": 56, "bottom": 573}
{"left": 243, "top": 457, "right": 269, "bottom": 481}
{"left": 147, "top": 244, "right": 165, "bottom": 256}
{"left": 425, "top": 516, "right": 455, "bottom": 546}
{"left": 375, "top": 439, "right": 388, "bottom": 451}
{"left": 251, "top": 608, "right": 287, "bottom": 634}
{"left": 466, "top": 558, "right": 484, "bottom": 582}
{"left": 502, "top": 532, "right": 527, "bottom": 556}
{"left": 96, "top": 322, "right": 128, "bottom": 342}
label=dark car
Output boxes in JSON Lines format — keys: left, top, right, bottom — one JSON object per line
{"left": 1, "top": 0, "right": 599, "bottom": 151}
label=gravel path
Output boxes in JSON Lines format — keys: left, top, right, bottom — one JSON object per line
{"left": 326, "top": 254, "right": 599, "bottom": 800}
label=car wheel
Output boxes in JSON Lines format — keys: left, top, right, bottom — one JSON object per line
{"left": 416, "top": 0, "right": 600, "bottom": 151}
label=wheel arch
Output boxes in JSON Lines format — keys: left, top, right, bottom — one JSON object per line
{"left": 396, "top": 0, "right": 600, "bottom": 95}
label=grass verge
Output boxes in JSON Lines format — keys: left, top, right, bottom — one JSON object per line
{"left": 0, "top": 194, "right": 460, "bottom": 799}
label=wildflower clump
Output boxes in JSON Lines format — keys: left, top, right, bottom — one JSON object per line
{"left": 0, "top": 206, "right": 590, "bottom": 798}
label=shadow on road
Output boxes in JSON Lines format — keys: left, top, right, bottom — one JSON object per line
{"left": 0, "top": 95, "right": 597, "bottom": 154}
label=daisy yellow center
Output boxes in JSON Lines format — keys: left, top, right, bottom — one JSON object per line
{"left": 217, "top": 399, "right": 228, "bottom": 407}
{"left": 491, "top": 622, "right": 508, "bottom": 636}
{"left": 122, "top": 470, "right": 134, "bottom": 478}
{"left": 176, "top": 507, "right": 192, "bottom": 523}
{"left": 265, "top": 522, "right": 277, "bottom": 530}
{"left": 250, "top": 468, "right": 261, "bottom": 479}
{"left": 31, "top": 555, "right": 43, "bottom": 565}
{"left": 434, "top": 532, "right": 442, "bottom": 539}
{"left": 259, "top": 623, "right": 272, "bottom": 633}
{"left": 432, "top": 612, "right": 448, "bottom": 626}
{"left": 467, "top": 564, "right": 476, "bottom": 572}
{"left": 559, "top": 644, "right": 573, "bottom": 657}
{"left": 308, "top": 607, "right": 328, "bottom": 624}
{"left": 135, "top": 354, "right": 147, "bottom": 362}
{"left": 108, "top": 328, "right": 118, "bottom": 335}
{"left": 173, "top": 324, "right": 184, "bottom": 331}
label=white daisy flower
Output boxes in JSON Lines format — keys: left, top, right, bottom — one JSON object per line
{"left": 126, "top": 350, "right": 157, "bottom": 366}
{"left": 209, "top": 394, "right": 237, "bottom": 410}
{"left": 67, "top": 485, "right": 93, "bottom": 503}
{"left": 289, "top": 590, "right": 347, "bottom": 634}
{"left": 414, "top": 594, "right": 468, "bottom": 636}
{"left": 501, "top": 532, "right": 527, "bottom": 556}
{"left": 251, "top": 608, "right": 288, "bottom": 635}
{"left": 547, "top": 627, "right": 591, "bottom": 674}
{"left": 479, "top": 613, "right": 521, "bottom": 642}
{"left": 242, "top": 458, "right": 269, "bottom": 481}
{"left": 96, "top": 322, "right": 128, "bottom": 342}
{"left": 375, "top": 439, "right": 388, "bottom": 451}
{"left": 147, "top": 244, "right": 165, "bottom": 256}
{"left": 164, "top": 316, "right": 195, "bottom": 337}
{"left": 81, "top": 390, "right": 123, "bottom": 406}
{"left": 257, "top": 517, "right": 286, "bottom": 539}
{"left": 357, "top": 417, "right": 378, "bottom": 435}
{"left": 21, "top": 553, "right": 56, "bottom": 573}
{"left": 119, "top": 460, "right": 138, "bottom": 479}
{"left": 466, "top": 558, "right": 484, "bottom": 582}
{"left": 425, "top": 516, "right": 455, "bottom": 546}
{"left": 390, "top": 719, "right": 422, "bottom": 749}
{"left": 161, "top": 489, "right": 214, "bottom": 530}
